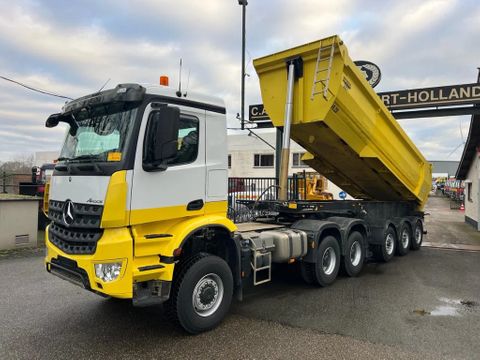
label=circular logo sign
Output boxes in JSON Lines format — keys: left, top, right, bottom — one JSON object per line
{"left": 354, "top": 60, "right": 382, "bottom": 88}
{"left": 339, "top": 191, "right": 347, "bottom": 200}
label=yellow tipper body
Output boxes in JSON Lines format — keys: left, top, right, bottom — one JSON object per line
{"left": 253, "top": 35, "right": 431, "bottom": 209}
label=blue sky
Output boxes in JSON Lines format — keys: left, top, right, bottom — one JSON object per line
{"left": 0, "top": 0, "right": 479, "bottom": 162}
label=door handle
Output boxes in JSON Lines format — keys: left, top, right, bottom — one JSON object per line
{"left": 187, "top": 199, "right": 204, "bottom": 211}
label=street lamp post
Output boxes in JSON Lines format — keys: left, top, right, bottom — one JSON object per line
{"left": 238, "top": 0, "right": 247, "bottom": 130}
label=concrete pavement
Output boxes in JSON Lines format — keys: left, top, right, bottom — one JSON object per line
{"left": 1, "top": 195, "right": 479, "bottom": 359}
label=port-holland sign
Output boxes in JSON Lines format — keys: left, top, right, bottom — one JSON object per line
{"left": 378, "top": 83, "right": 480, "bottom": 110}
{"left": 250, "top": 82, "right": 480, "bottom": 127}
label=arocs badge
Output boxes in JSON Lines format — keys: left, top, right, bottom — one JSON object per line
{"left": 354, "top": 60, "right": 381, "bottom": 88}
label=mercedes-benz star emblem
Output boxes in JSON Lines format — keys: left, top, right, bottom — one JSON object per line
{"left": 62, "top": 200, "right": 75, "bottom": 226}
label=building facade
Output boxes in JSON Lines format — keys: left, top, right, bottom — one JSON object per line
{"left": 227, "top": 131, "right": 350, "bottom": 199}
{"left": 456, "top": 114, "right": 480, "bottom": 230}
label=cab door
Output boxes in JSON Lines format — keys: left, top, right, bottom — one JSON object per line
{"left": 129, "top": 103, "right": 206, "bottom": 225}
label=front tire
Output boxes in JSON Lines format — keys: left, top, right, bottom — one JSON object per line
{"left": 342, "top": 231, "right": 365, "bottom": 277}
{"left": 165, "top": 253, "right": 233, "bottom": 334}
{"left": 314, "top": 236, "right": 340, "bottom": 287}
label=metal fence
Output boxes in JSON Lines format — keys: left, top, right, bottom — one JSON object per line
{"left": 227, "top": 174, "right": 308, "bottom": 223}
{"left": 1, "top": 171, "right": 42, "bottom": 195}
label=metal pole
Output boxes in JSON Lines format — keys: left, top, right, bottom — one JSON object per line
{"left": 240, "top": 1, "right": 247, "bottom": 130}
{"left": 275, "top": 128, "right": 283, "bottom": 180}
{"left": 2, "top": 171, "right": 7, "bottom": 194}
{"left": 279, "top": 62, "right": 295, "bottom": 200}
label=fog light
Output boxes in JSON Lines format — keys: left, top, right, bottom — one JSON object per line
{"left": 94, "top": 262, "right": 122, "bottom": 282}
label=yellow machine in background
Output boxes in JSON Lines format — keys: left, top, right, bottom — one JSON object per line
{"left": 295, "top": 172, "right": 333, "bottom": 200}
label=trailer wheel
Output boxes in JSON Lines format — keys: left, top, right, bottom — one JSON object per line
{"left": 342, "top": 231, "right": 365, "bottom": 277}
{"left": 164, "top": 253, "right": 233, "bottom": 334}
{"left": 410, "top": 220, "right": 423, "bottom": 250}
{"left": 397, "top": 223, "right": 411, "bottom": 256}
{"left": 314, "top": 236, "right": 340, "bottom": 287}
{"left": 373, "top": 226, "right": 396, "bottom": 262}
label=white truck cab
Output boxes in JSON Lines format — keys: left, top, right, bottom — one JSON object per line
{"left": 45, "top": 83, "right": 239, "bottom": 333}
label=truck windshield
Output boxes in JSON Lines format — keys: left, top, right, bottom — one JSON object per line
{"left": 59, "top": 103, "right": 138, "bottom": 163}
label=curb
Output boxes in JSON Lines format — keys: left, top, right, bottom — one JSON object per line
{"left": 422, "top": 241, "right": 480, "bottom": 252}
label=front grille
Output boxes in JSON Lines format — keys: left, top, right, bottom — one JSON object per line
{"left": 48, "top": 200, "right": 103, "bottom": 228}
{"left": 48, "top": 200, "right": 104, "bottom": 255}
{"left": 49, "top": 222, "right": 102, "bottom": 254}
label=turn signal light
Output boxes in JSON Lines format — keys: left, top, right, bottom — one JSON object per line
{"left": 159, "top": 76, "right": 169, "bottom": 86}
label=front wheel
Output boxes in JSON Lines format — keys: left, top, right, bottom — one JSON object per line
{"left": 165, "top": 253, "right": 233, "bottom": 334}
{"left": 314, "top": 236, "right": 340, "bottom": 287}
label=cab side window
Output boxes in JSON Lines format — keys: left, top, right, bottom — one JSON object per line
{"left": 168, "top": 115, "right": 199, "bottom": 165}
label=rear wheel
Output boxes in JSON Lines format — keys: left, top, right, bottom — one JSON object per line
{"left": 164, "top": 253, "right": 233, "bottom": 334}
{"left": 373, "top": 226, "right": 396, "bottom": 262}
{"left": 314, "top": 236, "right": 340, "bottom": 287}
{"left": 410, "top": 220, "right": 423, "bottom": 250}
{"left": 397, "top": 223, "right": 411, "bottom": 256}
{"left": 342, "top": 231, "right": 365, "bottom": 277}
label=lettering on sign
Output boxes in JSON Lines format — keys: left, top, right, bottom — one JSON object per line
{"left": 378, "top": 83, "right": 480, "bottom": 110}
{"left": 249, "top": 104, "right": 272, "bottom": 128}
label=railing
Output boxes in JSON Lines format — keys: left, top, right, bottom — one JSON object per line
{"left": 227, "top": 174, "right": 308, "bottom": 223}
{"left": 1, "top": 171, "right": 43, "bottom": 195}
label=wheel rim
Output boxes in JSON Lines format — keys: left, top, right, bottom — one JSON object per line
{"left": 401, "top": 229, "right": 410, "bottom": 249}
{"left": 192, "top": 273, "right": 224, "bottom": 317}
{"left": 385, "top": 234, "right": 394, "bottom": 255}
{"left": 350, "top": 241, "right": 362, "bottom": 267}
{"left": 322, "top": 247, "right": 336, "bottom": 275}
{"left": 415, "top": 226, "right": 422, "bottom": 244}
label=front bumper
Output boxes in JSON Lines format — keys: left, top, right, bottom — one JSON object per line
{"left": 45, "top": 225, "right": 134, "bottom": 299}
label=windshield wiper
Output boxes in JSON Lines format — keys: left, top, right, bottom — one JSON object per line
{"left": 69, "top": 154, "right": 104, "bottom": 162}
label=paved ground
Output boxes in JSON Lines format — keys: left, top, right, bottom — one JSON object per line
{"left": 424, "top": 195, "right": 480, "bottom": 249}
{"left": 1, "top": 196, "right": 479, "bottom": 359}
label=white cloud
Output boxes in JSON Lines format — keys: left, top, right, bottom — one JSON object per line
{"left": 0, "top": 0, "right": 478, "bottom": 164}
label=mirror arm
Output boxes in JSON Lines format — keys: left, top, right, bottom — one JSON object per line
{"left": 143, "top": 161, "right": 168, "bottom": 172}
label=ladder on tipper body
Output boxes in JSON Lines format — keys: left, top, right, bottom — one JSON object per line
{"left": 310, "top": 41, "right": 335, "bottom": 100}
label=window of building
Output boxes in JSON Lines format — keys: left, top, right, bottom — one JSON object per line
{"left": 254, "top": 154, "right": 274, "bottom": 167}
{"left": 292, "top": 152, "right": 308, "bottom": 168}
{"left": 468, "top": 182, "right": 472, "bottom": 202}
{"left": 228, "top": 154, "right": 232, "bottom": 168}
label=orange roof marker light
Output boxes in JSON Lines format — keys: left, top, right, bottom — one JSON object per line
{"left": 159, "top": 76, "right": 169, "bottom": 86}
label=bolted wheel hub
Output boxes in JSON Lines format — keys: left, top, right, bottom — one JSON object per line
{"left": 199, "top": 281, "right": 216, "bottom": 305}
{"left": 401, "top": 229, "right": 410, "bottom": 248}
{"left": 415, "top": 226, "right": 422, "bottom": 244}
{"left": 322, "top": 247, "right": 336, "bottom": 275}
{"left": 350, "top": 241, "right": 362, "bottom": 267}
{"left": 192, "top": 273, "right": 224, "bottom": 317}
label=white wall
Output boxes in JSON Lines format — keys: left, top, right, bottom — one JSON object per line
{"left": 464, "top": 153, "right": 480, "bottom": 230}
{"left": 0, "top": 199, "right": 39, "bottom": 249}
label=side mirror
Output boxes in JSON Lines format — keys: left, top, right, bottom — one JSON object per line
{"left": 143, "top": 106, "right": 180, "bottom": 171}
{"left": 31, "top": 166, "right": 39, "bottom": 183}
{"left": 45, "top": 113, "right": 79, "bottom": 136}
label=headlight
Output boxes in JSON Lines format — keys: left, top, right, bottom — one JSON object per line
{"left": 94, "top": 262, "right": 122, "bottom": 282}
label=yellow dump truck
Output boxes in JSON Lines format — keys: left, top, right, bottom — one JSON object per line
{"left": 44, "top": 35, "right": 428, "bottom": 334}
